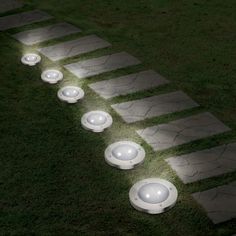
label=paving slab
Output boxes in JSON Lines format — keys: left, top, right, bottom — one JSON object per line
{"left": 136, "top": 112, "right": 230, "bottom": 151}
{"left": 89, "top": 70, "right": 169, "bottom": 99}
{"left": 38, "top": 35, "right": 111, "bottom": 61}
{"left": 166, "top": 143, "right": 236, "bottom": 183}
{"left": 0, "top": 0, "right": 23, "bottom": 13}
{"left": 111, "top": 91, "right": 199, "bottom": 123}
{"left": 192, "top": 181, "right": 236, "bottom": 224}
{"left": 13, "top": 22, "right": 81, "bottom": 45}
{"left": 64, "top": 52, "right": 141, "bottom": 79}
{"left": 0, "top": 10, "right": 52, "bottom": 31}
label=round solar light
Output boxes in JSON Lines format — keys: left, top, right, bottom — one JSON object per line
{"left": 105, "top": 141, "right": 145, "bottom": 170}
{"left": 57, "top": 86, "right": 84, "bottom": 103}
{"left": 81, "top": 110, "right": 113, "bottom": 133}
{"left": 41, "top": 69, "right": 63, "bottom": 84}
{"left": 129, "top": 178, "right": 178, "bottom": 214}
{"left": 21, "top": 53, "right": 41, "bottom": 66}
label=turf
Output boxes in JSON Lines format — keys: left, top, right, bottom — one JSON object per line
{"left": 0, "top": 0, "right": 235, "bottom": 235}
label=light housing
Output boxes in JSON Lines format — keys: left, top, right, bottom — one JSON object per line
{"left": 41, "top": 69, "right": 63, "bottom": 84}
{"left": 81, "top": 110, "right": 113, "bottom": 133}
{"left": 21, "top": 53, "right": 41, "bottom": 66}
{"left": 129, "top": 178, "right": 178, "bottom": 214}
{"left": 57, "top": 86, "right": 84, "bottom": 103}
{"left": 105, "top": 141, "right": 145, "bottom": 170}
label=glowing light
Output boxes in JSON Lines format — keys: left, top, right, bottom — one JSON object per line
{"left": 129, "top": 178, "right": 178, "bottom": 214}
{"left": 41, "top": 69, "right": 63, "bottom": 84}
{"left": 21, "top": 53, "right": 41, "bottom": 66}
{"left": 81, "top": 110, "right": 112, "bottom": 133}
{"left": 57, "top": 86, "right": 84, "bottom": 103}
{"left": 105, "top": 141, "right": 145, "bottom": 170}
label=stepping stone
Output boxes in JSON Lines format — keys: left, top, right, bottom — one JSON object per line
{"left": 166, "top": 143, "right": 236, "bottom": 183}
{"left": 136, "top": 112, "right": 230, "bottom": 151}
{"left": 111, "top": 91, "right": 199, "bottom": 123}
{"left": 89, "top": 70, "right": 169, "bottom": 99}
{"left": 38, "top": 35, "right": 111, "bottom": 61}
{"left": 192, "top": 181, "right": 236, "bottom": 224}
{"left": 0, "top": 10, "right": 52, "bottom": 31}
{"left": 13, "top": 22, "right": 81, "bottom": 45}
{"left": 64, "top": 52, "right": 141, "bottom": 79}
{"left": 0, "top": 0, "right": 23, "bottom": 13}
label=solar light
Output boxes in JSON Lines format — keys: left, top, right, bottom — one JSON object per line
{"left": 129, "top": 178, "right": 178, "bottom": 214}
{"left": 81, "top": 110, "right": 113, "bottom": 133}
{"left": 21, "top": 53, "right": 41, "bottom": 66}
{"left": 41, "top": 69, "right": 63, "bottom": 84}
{"left": 57, "top": 86, "right": 84, "bottom": 103}
{"left": 105, "top": 141, "right": 145, "bottom": 170}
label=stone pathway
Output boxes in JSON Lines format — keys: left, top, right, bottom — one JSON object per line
{"left": 111, "top": 91, "right": 199, "bottom": 123}
{"left": 13, "top": 22, "right": 81, "bottom": 45}
{"left": 38, "top": 35, "right": 111, "bottom": 61}
{"left": 64, "top": 52, "right": 141, "bottom": 79}
{"left": 192, "top": 181, "right": 236, "bottom": 224}
{"left": 89, "top": 70, "right": 169, "bottom": 99}
{"left": 0, "top": 10, "right": 52, "bottom": 31}
{"left": 166, "top": 143, "right": 236, "bottom": 183}
{"left": 0, "top": 0, "right": 23, "bottom": 14}
{"left": 136, "top": 112, "right": 230, "bottom": 151}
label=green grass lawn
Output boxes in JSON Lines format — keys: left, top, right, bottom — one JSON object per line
{"left": 0, "top": 0, "right": 236, "bottom": 235}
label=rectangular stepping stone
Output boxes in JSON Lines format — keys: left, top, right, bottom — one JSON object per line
{"left": 166, "top": 143, "right": 236, "bottom": 183}
{"left": 64, "top": 52, "right": 141, "bottom": 79}
{"left": 0, "top": 10, "right": 52, "bottom": 31}
{"left": 38, "top": 35, "right": 111, "bottom": 61}
{"left": 0, "top": 0, "right": 23, "bottom": 13}
{"left": 137, "top": 112, "right": 230, "bottom": 151}
{"left": 13, "top": 22, "right": 81, "bottom": 45}
{"left": 192, "top": 181, "right": 236, "bottom": 224}
{"left": 111, "top": 91, "right": 199, "bottom": 123}
{"left": 89, "top": 70, "right": 169, "bottom": 99}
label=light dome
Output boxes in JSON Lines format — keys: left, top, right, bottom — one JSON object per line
{"left": 129, "top": 178, "right": 178, "bottom": 214}
{"left": 21, "top": 53, "right": 41, "bottom": 66}
{"left": 81, "top": 110, "right": 113, "bottom": 133}
{"left": 138, "top": 183, "right": 169, "bottom": 204}
{"left": 57, "top": 86, "right": 84, "bottom": 103}
{"left": 62, "top": 87, "right": 80, "bottom": 97}
{"left": 87, "top": 113, "right": 107, "bottom": 125}
{"left": 112, "top": 144, "right": 138, "bottom": 161}
{"left": 105, "top": 141, "right": 145, "bottom": 169}
{"left": 41, "top": 69, "right": 63, "bottom": 84}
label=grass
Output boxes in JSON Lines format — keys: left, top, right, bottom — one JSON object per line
{"left": 0, "top": 0, "right": 236, "bottom": 235}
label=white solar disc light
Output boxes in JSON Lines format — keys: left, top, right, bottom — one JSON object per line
{"left": 81, "top": 110, "right": 113, "bottom": 133}
{"left": 41, "top": 69, "right": 63, "bottom": 84}
{"left": 129, "top": 178, "right": 178, "bottom": 214}
{"left": 21, "top": 53, "right": 41, "bottom": 66}
{"left": 57, "top": 86, "right": 84, "bottom": 103}
{"left": 105, "top": 141, "right": 145, "bottom": 170}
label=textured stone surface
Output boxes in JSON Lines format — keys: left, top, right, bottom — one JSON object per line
{"left": 89, "top": 70, "right": 169, "bottom": 99}
{"left": 64, "top": 52, "right": 141, "bottom": 79}
{"left": 166, "top": 143, "right": 236, "bottom": 183}
{"left": 192, "top": 181, "right": 236, "bottom": 224}
{"left": 13, "top": 22, "right": 81, "bottom": 45}
{"left": 111, "top": 91, "right": 199, "bottom": 123}
{"left": 38, "top": 35, "right": 111, "bottom": 61}
{"left": 0, "top": 10, "right": 52, "bottom": 31}
{"left": 137, "top": 112, "right": 230, "bottom": 151}
{"left": 0, "top": 0, "right": 23, "bottom": 13}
